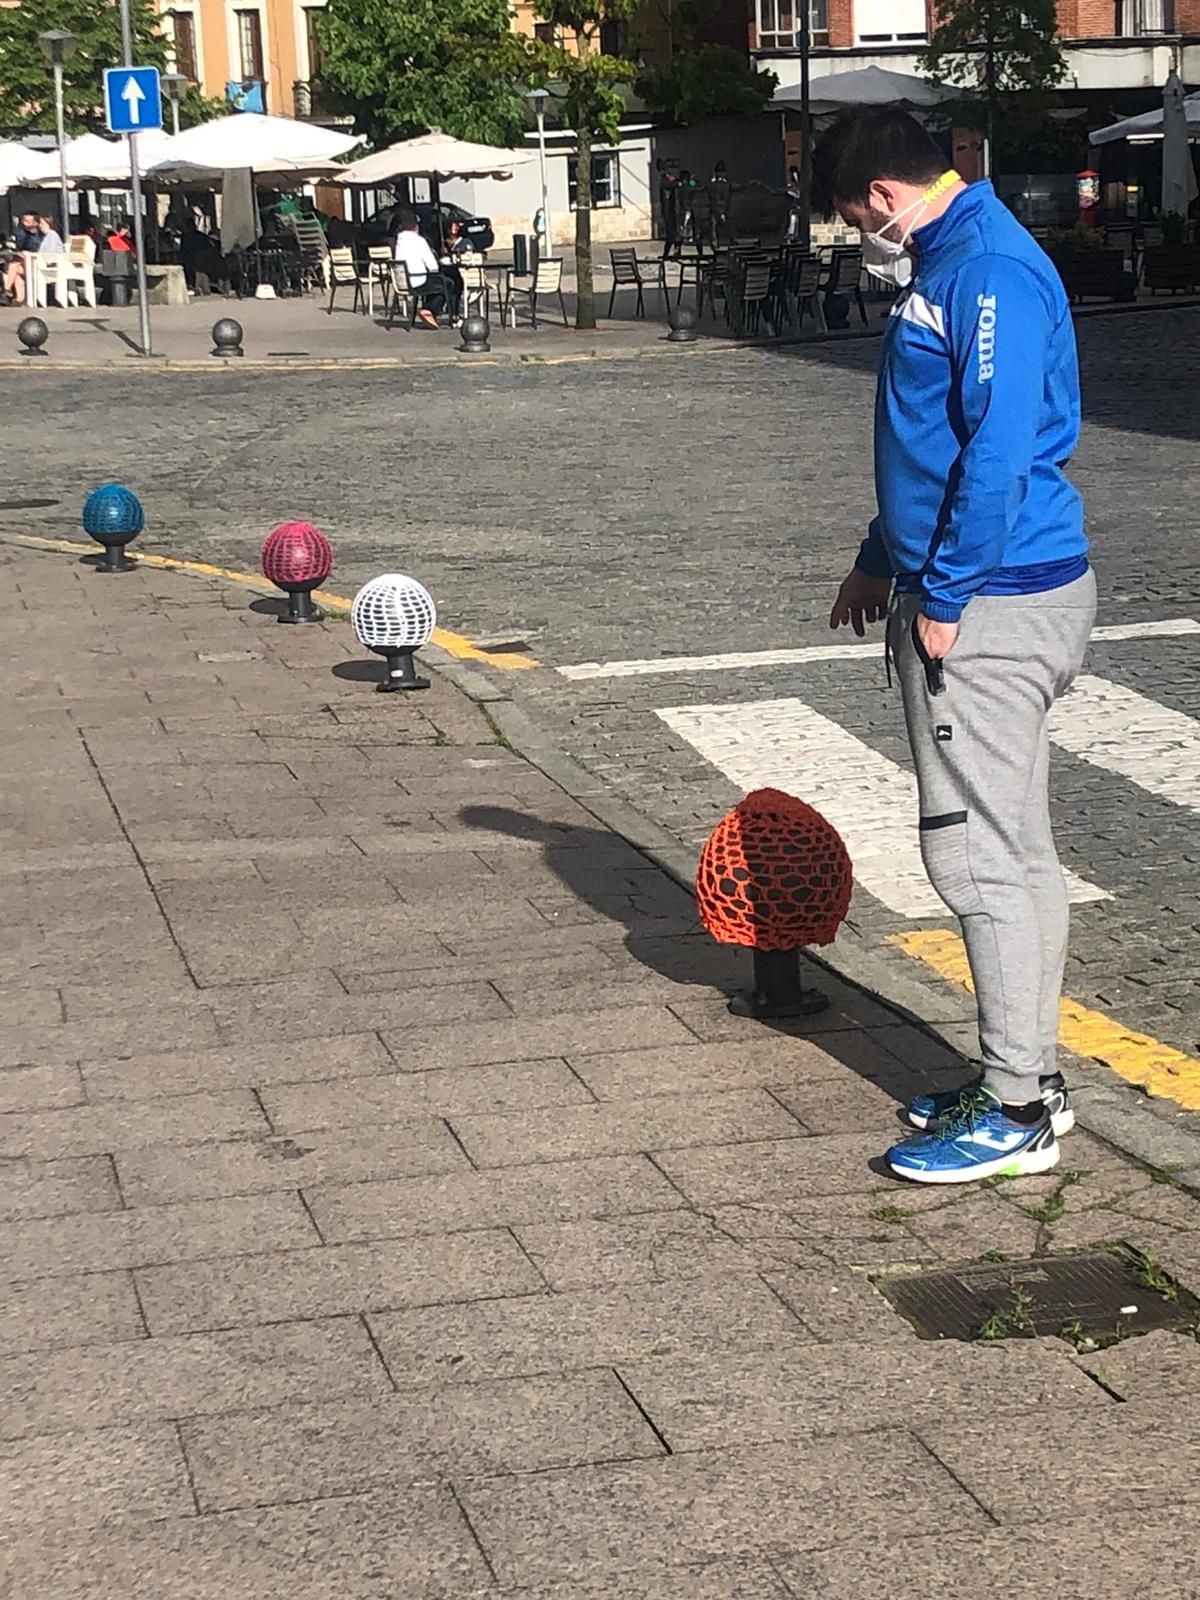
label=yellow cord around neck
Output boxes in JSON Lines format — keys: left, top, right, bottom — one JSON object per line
{"left": 922, "top": 170, "right": 962, "bottom": 204}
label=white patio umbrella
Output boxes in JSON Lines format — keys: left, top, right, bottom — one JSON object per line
{"left": 26, "top": 130, "right": 180, "bottom": 186}
{"left": 334, "top": 131, "right": 537, "bottom": 248}
{"left": 773, "top": 66, "right": 956, "bottom": 115}
{"left": 147, "top": 112, "right": 358, "bottom": 181}
{"left": 0, "top": 140, "right": 59, "bottom": 191}
{"left": 334, "top": 131, "right": 537, "bottom": 188}
{"left": 1161, "top": 69, "right": 1199, "bottom": 219}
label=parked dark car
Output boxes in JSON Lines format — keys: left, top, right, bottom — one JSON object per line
{"left": 361, "top": 200, "right": 494, "bottom": 253}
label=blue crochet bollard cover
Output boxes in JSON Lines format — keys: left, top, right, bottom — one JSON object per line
{"left": 83, "top": 484, "right": 145, "bottom": 541}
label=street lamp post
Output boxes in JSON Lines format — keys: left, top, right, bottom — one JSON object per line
{"left": 37, "top": 30, "right": 77, "bottom": 240}
{"left": 162, "top": 72, "right": 188, "bottom": 137}
{"left": 527, "top": 87, "right": 550, "bottom": 261}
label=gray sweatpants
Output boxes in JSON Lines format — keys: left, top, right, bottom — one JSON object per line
{"left": 889, "top": 571, "right": 1097, "bottom": 1106}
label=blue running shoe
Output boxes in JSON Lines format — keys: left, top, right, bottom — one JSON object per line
{"left": 907, "top": 1071, "right": 1074, "bottom": 1137}
{"left": 887, "top": 1087, "right": 1059, "bottom": 1186}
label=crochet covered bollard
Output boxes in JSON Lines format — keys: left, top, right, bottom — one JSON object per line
{"left": 696, "top": 787, "right": 853, "bottom": 1019}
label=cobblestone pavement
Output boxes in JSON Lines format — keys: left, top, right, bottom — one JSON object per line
{"left": 5, "top": 306, "right": 1198, "bottom": 1081}
{"left": 5, "top": 540, "right": 1200, "bottom": 1597}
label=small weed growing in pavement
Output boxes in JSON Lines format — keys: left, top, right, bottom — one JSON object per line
{"left": 869, "top": 1233, "right": 892, "bottom": 1244}
{"left": 976, "top": 1284, "right": 1037, "bottom": 1341}
{"left": 869, "top": 1204, "right": 911, "bottom": 1224}
{"left": 980, "top": 1249, "right": 1008, "bottom": 1263}
{"left": 1132, "top": 1250, "right": 1179, "bottom": 1303}
{"left": 1147, "top": 1162, "right": 1185, "bottom": 1188}
{"left": 980, "top": 1172, "right": 1017, "bottom": 1189}
{"left": 1019, "top": 1169, "right": 1083, "bottom": 1226}
{"left": 1059, "top": 1318, "right": 1098, "bottom": 1353}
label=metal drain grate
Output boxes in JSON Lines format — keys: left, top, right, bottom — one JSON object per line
{"left": 878, "top": 1247, "right": 1199, "bottom": 1345}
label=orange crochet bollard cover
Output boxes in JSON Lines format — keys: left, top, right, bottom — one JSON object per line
{"left": 696, "top": 787, "right": 853, "bottom": 951}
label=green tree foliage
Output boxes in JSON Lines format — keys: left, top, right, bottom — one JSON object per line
{"left": 635, "top": 0, "right": 776, "bottom": 126}
{"left": 637, "top": 42, "right": 776, "bottom": 124}
{"left": 0, "top": 0, "right": 174, "bottom": 134}
{"left": 920, "top": 0, "right": 1066, "bottom": 154}
{"left": 504, "top": 0, "right": 641, "bottom": 331}
{"left": 315, "top": 0, "right": 527, "bottom": 148}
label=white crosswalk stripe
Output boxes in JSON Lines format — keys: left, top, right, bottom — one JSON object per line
{"left": 656, "top": 696, "right": 1110, "bottom": 919}
{"left": 1050, "top": 676, "right": 1200, "bottom": 815}
{"left": 561, "top": 618, "right": 1200, "bottom": 681}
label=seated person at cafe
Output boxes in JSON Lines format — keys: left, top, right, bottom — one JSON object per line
{"left": 392, "top": 208, "right": 444, "bottom": 329}
{"left": 1, "top": 211, "right": 42, "bottom": 303}
{"left": 105, "top": 220, "right": 136, "bottom": 255}
{"left": 38, "top": 215, "right": 65, "bottom": 254}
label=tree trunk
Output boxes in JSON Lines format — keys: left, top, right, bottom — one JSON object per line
{"left": 574, "top": 121, "right": 595, "bottom": 330}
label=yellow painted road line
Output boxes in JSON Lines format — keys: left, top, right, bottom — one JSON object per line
{"left": 2, "top": 531, "right": 539, "bottom": 670}
{"left": 891, "top": 927, "right": 1200, "bottom": 1113}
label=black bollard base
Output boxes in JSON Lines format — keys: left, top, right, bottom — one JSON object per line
{"left": 94, "top": 544, "right": 137, "bottom": 574}
{"left": 278, "top": 588, "right": 324, "bottom": 625}
{"left": 727, "top": 948, "right": 830, "bottom": 1020}
{"left": 377, "top": 648, "right": 430, "bottom": 692}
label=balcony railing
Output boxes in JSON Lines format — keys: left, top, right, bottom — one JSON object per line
{"left": 1116, "top": 0, "right": 1174, "bottom": 35}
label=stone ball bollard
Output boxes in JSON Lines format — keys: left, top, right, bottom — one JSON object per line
{"left": 459, "top": 314, "right": 490, "bottom": 355}
{"left": 211, "top": 317, "right": 244, "bottom": 358}
{"left": 17, "top": 316, "right": 50, "bottom": 357}
{"left": 667, "top": 303, "right": 698, "bottom": 343}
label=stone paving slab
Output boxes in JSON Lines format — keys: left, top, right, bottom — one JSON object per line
{"left": 0, "top": 1317, "right": 391, "bottom": 1439}
{"left": 0, "top": 1422, "right": 194, "bottom": 1531}
{"left": 3, "top": 1485, "right": 491, "bottom": 1600}
{"left": 0, "top": 1191, "right": 320, "bottom": 1280}
{"left": 180, "top": 1369, "right": 664, "bottom": 1512}
{"left": 454, "top": 1434, "right": 989, "bottom": 1587}
{"left": 116, "top": 1119, "right": 470, "bottom": 1206}
{"left": 775, "top": 1507, "right": 1200, "bottom": 1600}
{"left": 261, "top": 1057, "right": 594, "bottom": 1128}
{"left": 368, "top": 1276, "right": 814, "bottom": 1388}
{"left": 449, "top": 1089, "right": 805, "bottom": 1169}
{"left": 305, "top": 1154, "right": 687, "bottom": 1244}
{"left": 915, "top": 1407, "right": 1200, "bottom": 1523}
{"left": 0, "top": 1268, "right": 147, "bottom": 1356}
{"left": 615, "top": 1340, "right": 1105, "bottom": 1451}
{"left": 4, "top": 541, "right": 1200, "bottom": 1595}
{"left": 80, "top": 1033, "right": 396, "bottom": 1100}
{"left": 134, "top": 1227, "right": 543, "bottom": 1334}
{"left": 0, "top": 1154, "right": 122, "bottom": 1222}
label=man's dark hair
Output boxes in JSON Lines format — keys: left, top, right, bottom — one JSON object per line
{"left": 812, "top": 109, "right": 947, "bottom": 215}
{"left": 396, "top": 207, "right": 419, "bottom": 231}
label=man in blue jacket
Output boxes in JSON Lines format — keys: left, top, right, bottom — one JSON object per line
{"left": 815, "top": 109, "right": 1096, "bottom": 1185}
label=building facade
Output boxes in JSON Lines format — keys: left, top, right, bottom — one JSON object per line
{"left": 159, "top": 0, "right": 336, "bottom": 122}
{"left": 752, "top": 0, "right": 1200, "bottom": 95}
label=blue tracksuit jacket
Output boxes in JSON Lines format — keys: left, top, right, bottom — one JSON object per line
{"left": 856, "top": 181, "right": 1089, "bottom": 624}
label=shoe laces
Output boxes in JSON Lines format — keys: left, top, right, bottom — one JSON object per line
{"left": 935, "top": 1085, "right": 995, "bottom": 1142}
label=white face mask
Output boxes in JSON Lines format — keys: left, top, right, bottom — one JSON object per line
{"left": 862, "top": 193, "right": 930, "bottom": 288}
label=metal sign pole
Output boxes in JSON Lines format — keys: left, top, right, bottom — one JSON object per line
{"left": 126, "top": 133, "right": 152, "bottom": 356}
{"left": 117, "top": 0, "right": 153, "bottom": 356}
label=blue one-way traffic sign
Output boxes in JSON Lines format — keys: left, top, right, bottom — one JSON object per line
{"left": 103, "top": 66, "right": 163, "bottom": 134}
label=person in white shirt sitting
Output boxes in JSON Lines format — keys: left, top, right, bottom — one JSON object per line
{"left": 38, "top": 215, "right": 65, "bottom": 254}
{"left": 392, "top": 209, "right": 445, "bottom": 329}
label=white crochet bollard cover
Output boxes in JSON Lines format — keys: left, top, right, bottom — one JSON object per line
{"left": 351, "top": 574, "right": 437, "bottom": 650}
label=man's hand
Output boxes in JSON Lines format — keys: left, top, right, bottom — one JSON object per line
{"left": 916, "top": 615, "right": 960, "bottom": 660}
{"left": 829, "top": 569, "right": 892, "bottom": 637}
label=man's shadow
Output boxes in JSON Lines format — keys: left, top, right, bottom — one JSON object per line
{"left": 457, "top": 803, "right": 970, "bottom": 1114}
{"left": 459, "top": 802, "right": 733, "bottom": 993}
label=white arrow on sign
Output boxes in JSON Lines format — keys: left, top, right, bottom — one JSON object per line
{"left": 120, "top": 75, "right": 145, "bottom": 126}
